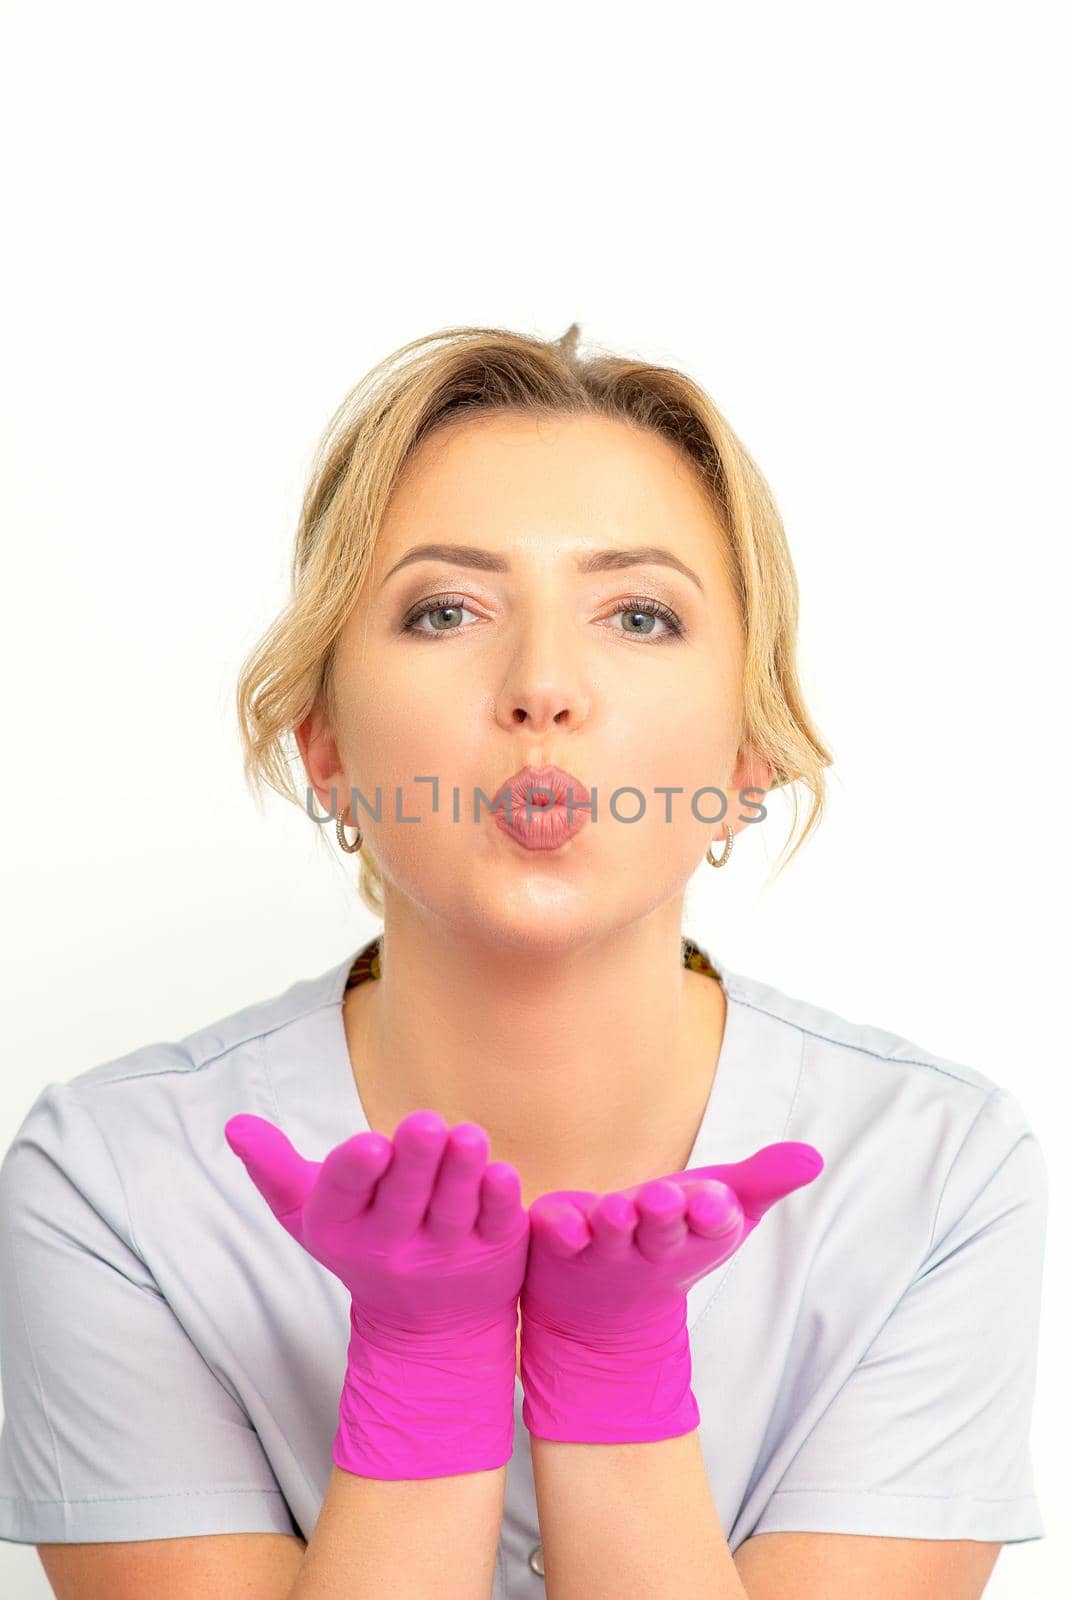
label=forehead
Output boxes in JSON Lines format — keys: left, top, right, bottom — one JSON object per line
{"left": 375, "top": 411, "right": 730, "bottom": 573}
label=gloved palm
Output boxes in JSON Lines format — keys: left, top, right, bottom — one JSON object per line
{"left": 225, "top": 1108, "right": 529, "bottom": 1479}
{"left": 519, "top": 1143, "right": 824, "bottom": 1442}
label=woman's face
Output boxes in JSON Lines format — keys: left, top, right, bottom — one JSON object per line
{"left": 300, "top": 411, "right": 768, "bottom": 953}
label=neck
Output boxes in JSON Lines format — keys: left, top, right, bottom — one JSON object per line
{"left": 341, "top": 902, "right": 727, "bottom": 1205}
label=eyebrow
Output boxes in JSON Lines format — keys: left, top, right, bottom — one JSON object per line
{"left": 380, "top": 542, "right": 704, "bottom": 593}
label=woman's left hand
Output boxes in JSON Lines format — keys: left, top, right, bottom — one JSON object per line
{"left": 518, "top": 1141, "right": 823, "bottom": 1443}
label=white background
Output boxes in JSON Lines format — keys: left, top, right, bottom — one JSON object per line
{"left": 1, "top": 2, "right": 1062, "bottom": 1594}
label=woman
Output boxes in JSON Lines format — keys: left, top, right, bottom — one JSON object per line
{"left": 0, "top": 325, "right": 1046, "bottom": 1598}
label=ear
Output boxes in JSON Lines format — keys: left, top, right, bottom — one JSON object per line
{"left": 723, "top": 747, "right": 776, "bottom": 840}
{"left": 294, "top": 699, "right": 347, "bottom": 817}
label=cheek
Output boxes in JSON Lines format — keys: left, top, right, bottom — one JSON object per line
{"left": 606, "top": 691, "right": 736, "bottom": 842}
{"left": 338, "top": 672, "right": 479, "bottom": 824}
{"left": 342, "top": 652, "right": 454, "bottom": 754}
{"left": 616, "top": 685, "right": 732, "bottom": 781}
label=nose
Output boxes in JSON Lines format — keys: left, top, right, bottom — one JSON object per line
{"left": 491, "top": 591, "right": 593, "bottom": 735}
{"left": 493, "top": 644, "right": 592, "bottom": 733}
{"left": 495, "top": 682, "right": 590, "bottom": 732}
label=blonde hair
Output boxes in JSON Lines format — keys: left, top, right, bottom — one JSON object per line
{"left": 236, "top": 322, "right": 833, "bottom": 918}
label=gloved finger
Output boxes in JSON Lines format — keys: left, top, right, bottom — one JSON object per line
{"left": 225, "top": 1114, "right": 320, "bottom": 1224}
{"left": 587, "top": 1192, "right": 638, "bottom": 1260}
{"left": 308, "top": 1128, "right": 395, "bottom": 1231}
{"left": 723, "top": 1142, "right": 824, "bottom": 1221}
{"left": 530, "top": 1195, "right": 591, "bottom": 1258}
{"left": 633, "top": 1179, "right": 689, "bottom": 1261}
{"left": 370, "top": 1110, "right": 450, "bottom": 1245}
{"left": 686, "top": 1180, "right": 745, "bottom": 1239}
{"left": 477, "top": 1162, "right": 526, "bottom": 1244}
{"left": 424, "top": 1123, "right": 489, "bottom": 1245}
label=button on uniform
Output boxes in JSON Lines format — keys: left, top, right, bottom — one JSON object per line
{"left": 528, "top": 1541, "right": 544, "bottom": 1577}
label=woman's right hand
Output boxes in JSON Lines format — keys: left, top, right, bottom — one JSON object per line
{"left": 224, "top": 1108, "right": 529, "bottom": 1480}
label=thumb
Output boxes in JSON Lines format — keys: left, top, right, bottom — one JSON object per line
{"left": 225, "top": 1114, "right": 320, "bottom": 1225}
{"left": 725, "top": 1142, "right": 824, "bottom": 1221}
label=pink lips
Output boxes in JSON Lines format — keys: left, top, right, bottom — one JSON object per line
{"left": 490, "top": 763, "right": 593, "bottom": 852}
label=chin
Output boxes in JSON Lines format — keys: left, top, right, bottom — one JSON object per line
{"left": 444, "top": 887, "right": 662, "bottom": 965}
{"left": 441, "top": 894, "right": 604, "bottom": 959}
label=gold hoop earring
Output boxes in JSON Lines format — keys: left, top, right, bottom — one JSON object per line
{"left": 706, "top": 824, "right": 733, "bottom": 868}
{"left": 337, "top": 805, "right": 363, "bottom": 854}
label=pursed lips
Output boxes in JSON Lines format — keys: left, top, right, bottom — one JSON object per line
{"left": 491, "top": 764, "right": 592, "bottom": 810}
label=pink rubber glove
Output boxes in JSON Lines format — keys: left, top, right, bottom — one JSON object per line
{"left": 519, "top": 1142, "right": 824, "bottom": 1443}
{"left": 224, "top": 1108, "right": 529, "bottom": 1480}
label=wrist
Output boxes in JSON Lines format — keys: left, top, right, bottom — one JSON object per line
{"left": 518, "top": 1296, "right": 699, "bottom": 1444}
{"left": 334, "top": 1300, "right": 518, "bottom": 1480}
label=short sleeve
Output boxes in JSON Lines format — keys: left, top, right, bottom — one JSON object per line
{"left": 753, "top": 1086, "right": 1048, "bottom": 1544}
{"left": 0, "top": 1082, "right": 299, "bottom": 1544}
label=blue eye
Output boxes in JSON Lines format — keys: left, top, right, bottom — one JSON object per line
{"left": 604, "top": 598, "right": 685, "bottom": 642}
{"left": 399, "top": 593, "right": 686, "bottom": 642}
{"left": 401, "top": 595, "right": 477, "bottom": 635}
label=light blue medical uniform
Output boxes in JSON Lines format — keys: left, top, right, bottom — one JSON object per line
{"left": 0, "top": 935, "right": 1048, "bottom": 1595}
